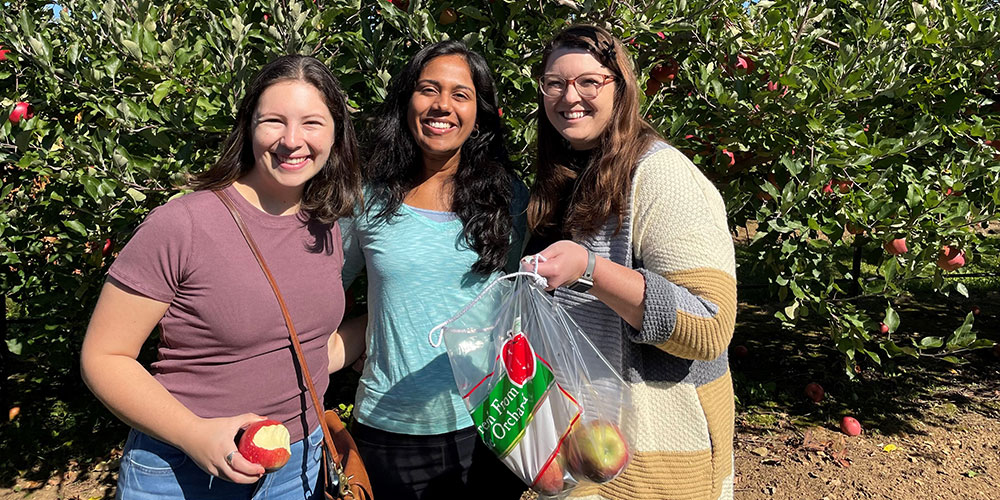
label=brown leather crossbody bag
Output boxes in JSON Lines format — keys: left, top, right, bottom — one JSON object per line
{"left": 215, "top": 189, "right": 373, "bottom": 500}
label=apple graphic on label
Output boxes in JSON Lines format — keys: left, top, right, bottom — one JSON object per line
{"left": 237, "top": 419, "right": 291, "bottom": 472}
{"left": 566, "top": 420, "right": 629, "bottom": 483}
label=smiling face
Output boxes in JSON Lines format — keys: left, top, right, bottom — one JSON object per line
{"left": 249, "top": 79, "right": 335, "bottom": 199}
{"left": 407, "top": 54, "right": 478, "bottom": 166}
{"left": 541, "top": 48, "right": 617, "bottom": 150}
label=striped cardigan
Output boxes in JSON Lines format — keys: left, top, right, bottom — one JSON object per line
{"left": 558, "top": 141, "right": 737, "bottom": 500}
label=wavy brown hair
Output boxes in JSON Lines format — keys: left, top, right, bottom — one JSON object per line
{"left": 528, "top": 25, "right": 660, "bottom": 238}
{"left": 188, "top": 55, "right": 361, "bottom": 224}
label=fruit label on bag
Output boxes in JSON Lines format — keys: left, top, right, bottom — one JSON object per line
{"left": 470, "top": 318, "right": 581, "bottom": 478}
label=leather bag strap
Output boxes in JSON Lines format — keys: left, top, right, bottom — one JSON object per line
{"left": 213, "top": 189, "right": 343, "bottom": 464}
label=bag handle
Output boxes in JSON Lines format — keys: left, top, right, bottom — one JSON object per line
{"left": 427, "top": 255, "right": 549, "bottom": 348}
{"left": 212, "top": 190, "right": 345, "bottom": 471}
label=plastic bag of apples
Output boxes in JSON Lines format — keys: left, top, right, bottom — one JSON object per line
{"left": 429, "top": 272, "right": 634, "bottom": 499}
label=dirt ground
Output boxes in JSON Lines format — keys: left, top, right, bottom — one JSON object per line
{"left": 3, "top": 296, "right": 1000, "bottom": 500}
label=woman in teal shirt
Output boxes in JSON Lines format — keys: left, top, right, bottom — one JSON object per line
{"left": 340, "top": 40, "right": 527, "bottom": 499}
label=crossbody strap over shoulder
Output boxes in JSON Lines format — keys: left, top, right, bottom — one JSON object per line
{"left": 212, "top": 190, "right": 345, "bottom": 468}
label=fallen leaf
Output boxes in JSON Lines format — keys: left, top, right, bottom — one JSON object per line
{"left": 883, "top": 444, "right": 897, "bottom": 452}
{"left": 752, "top": 446, "right": 770, "bottom": 457}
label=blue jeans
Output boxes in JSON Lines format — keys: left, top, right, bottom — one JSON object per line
{"left": 116, "top": 425, "right": 323, "bottom": 500}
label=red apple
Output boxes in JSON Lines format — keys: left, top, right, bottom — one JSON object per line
{"left": 102, "top": 238, "right": 113, "bottom": 258}
{"left": 438, "top": 7, "right": 457, "bottom": 25}
{"left": 0, "top": 46, "right": 10, "bottom": 61}
{"left": 735, "top": 54, "right": 755, "bottom": 74}
{"left": 532, "top": 456, "right": 565, "bottom": 496}
{"left": 840, "top": 416, "right": 862, "bottom": 436}
{"left": 644, "top": 78, "right": 662, "bottom": 96}
{"left": 498, "top": 107, "right": 503, "bottom": 117}
{"left": 884, "top": 238, "right": 908, "bottom": 255}
{"left": 721, "top": 148, "right": 735, "bottom": 166}
{"left": 822, "top": 180, "right": 835, "bottom": 195}
{"left": 804, "top": 382, "right": 824, "bottom": 403}
{"left": 8, "top": 406, "right": 19, "bottom": 421}
{"left": 971, "top": 305, "right": 980, "bottom": 316}
{"left": 836, "top": 179, "right": 853, "bottom": 194}
{"left": 879, "top": 322, "right": 889, "bottom": 334}
{"left": 237, "top": 419, "right": 291, "bottom": 472}
{"left": 651, "top": 59, "right": 679, "bottom": 83}
{"left": 566, "top": 420, "right": 629, "bottom": 483}
{"left": 731, "top": 344, "right": 749, "bottom": 359}
{"left": 9, "top": 102, "right": 34, "bottom": 124}
{"left": 936, "top": 246, "right": 965, "bottom": 271}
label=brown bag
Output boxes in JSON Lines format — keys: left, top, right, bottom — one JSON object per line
{"left": 215, "top": 189, "right": 374, "bottom": 500}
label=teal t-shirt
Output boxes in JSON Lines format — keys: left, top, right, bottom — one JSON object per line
{"left": 341, "top": 184, "right": 528, "bottom": 435}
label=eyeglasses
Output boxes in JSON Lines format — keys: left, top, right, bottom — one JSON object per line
{"left": 538, "top": 73, "right": 617, "bottom": 99}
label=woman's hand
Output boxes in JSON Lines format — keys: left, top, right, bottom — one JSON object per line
{"left": 521, "top": 240, "right": 589, "bottom": 291}
{"left": 176, "top": 414, "right": 267, "bottom": 483}
{"left": 523, "top": 239, "right": 646, "bottom": 329}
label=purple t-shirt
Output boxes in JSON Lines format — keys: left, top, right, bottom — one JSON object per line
{"left": 108, "top": 184, "right": 344, "bottom": 442}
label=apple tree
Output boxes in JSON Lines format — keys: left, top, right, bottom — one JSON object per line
{"left": 2, "top": 1, "right": 999, "bottom": 447}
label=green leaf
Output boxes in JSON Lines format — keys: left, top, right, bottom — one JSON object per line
{"left": 152, "top": 80, "right": 175, "bottom": 106}
{"left": 62, "top": 220, "right": 88, "bottom": 237}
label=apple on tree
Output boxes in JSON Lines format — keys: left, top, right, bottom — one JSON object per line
{"left": 883, "top": 238, "right": 908, "bottom": 255}
{"left": 650, "top": 59, "right": 679, "bottom": 83}
{"left": 936, "top": 246, "right": 965, "bottom": 271}
{"left": 566, "top": 420, "right": 629, "bottom": 483}
{"left": 9, "top": 102, "right": 34, "bottom": 124}
{"left": 0, "top": 46, "right": 10, "bottom": 61}
{"left": 644, "top": 78, "right": 662, "bottom": 97}
{"left": 438, "top": 7, "right": 457, "bottom": 25}
{"left": 237, "top": 419, "right": 291, "bottom": 472}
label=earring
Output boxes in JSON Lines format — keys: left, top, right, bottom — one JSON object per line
{"left": 469, "top": 126, "right": 481, "bottom": 139}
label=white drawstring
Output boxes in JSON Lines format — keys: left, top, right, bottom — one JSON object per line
{"left": 427, "top": 255, "right": 548, "bottom": 348}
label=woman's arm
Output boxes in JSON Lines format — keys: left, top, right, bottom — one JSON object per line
{"left": 526, "top": 241, "right": 645, "bottom": 329}
{"left": 328, "top": 313, "right": 368, "bottom": 374}
{"left": 80, "top": 281, "right": 266, "bottom": 482}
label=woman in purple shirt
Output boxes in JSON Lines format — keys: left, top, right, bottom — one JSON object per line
{"left": 80, "top": 55, "right": 364, "bottom": 499}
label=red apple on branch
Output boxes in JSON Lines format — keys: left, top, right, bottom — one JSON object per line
{"left": 936, "top": 246, "right": 965, "bottom": 271}
{"left": 651, "top": 59, "right": 679, "bottom": 83}
{"left": 884, "top": 238, "right": 908, "bottom": 255}
{"left": 438, "top": 7, "right": 457, "bottom": 25}
{"left": 879, "top": 322, "right": 889, "bottom": 334}
{"left": 237, "top": 419, "right": 291, "bottom": 472}
{"left": 9, "top": 102, "right": 34, "bottom": 124}
{"left": 644, "top": 78, "right": 662, "bottom": 96}
{"left": 102, "top": 238, "right": 114, "bottom": 258}
{"left": 567, "top": 420, "right": 630, "bottom": 483}
{"left": 0, "top": 46, "right": 10, "bottom": 61}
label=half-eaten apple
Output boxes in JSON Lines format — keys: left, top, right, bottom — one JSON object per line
{"left": 237, "top": 419, "right": 291, "bottom": 472}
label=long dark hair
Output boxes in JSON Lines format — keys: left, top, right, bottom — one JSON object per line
{"left": 365, "top": 40, "right": 515, "bottom": 274}
{"left": 189, "top": 55, "right": 361, "bottom": 224}
{"left": 528, "top": 25, "right": 660, "bottom": 237}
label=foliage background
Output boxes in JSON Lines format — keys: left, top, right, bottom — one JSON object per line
{"left": 1, "top": 0, "right": 998, "bottom": 479}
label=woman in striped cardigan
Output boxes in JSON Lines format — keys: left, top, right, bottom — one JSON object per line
{"left": 524, "top": 25, "right": 737, "bottom": 500}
